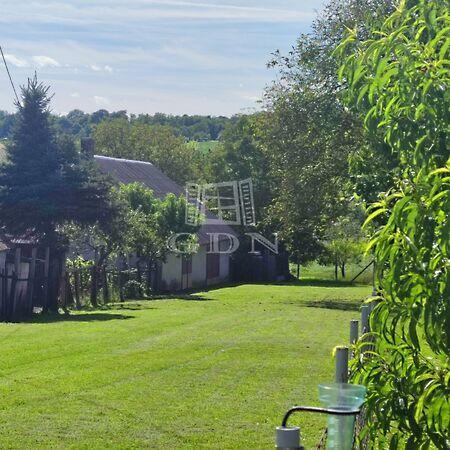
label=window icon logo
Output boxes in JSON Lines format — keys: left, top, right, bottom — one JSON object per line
{"left": 185, "top": 178, "right": 256, "bottom": 226}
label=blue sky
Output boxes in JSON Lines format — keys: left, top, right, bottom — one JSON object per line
{"left": 0, "top": 0, "right": 325, "bottom": 116}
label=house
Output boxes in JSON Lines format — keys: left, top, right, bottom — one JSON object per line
{"left": 93, "top": 154, "right": 237, "bottom": 291}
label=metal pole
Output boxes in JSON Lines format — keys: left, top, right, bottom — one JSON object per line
{"left": 275, "top": 426, "right": 302, "bottom": 449}
{"left": 350, "top": 320, "right": 359, "bottom": 345}
{"left": 335, "top": 346, "right": 349, "bottom": 383}
{"left": 360, "top": 305, "right": 370, "bottom": 334}
{"left": 350, "top": 320, "right": 359, "bottom": 359}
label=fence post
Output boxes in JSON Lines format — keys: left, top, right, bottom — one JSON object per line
{"left": 360, "top": 305, "right": 370, "bottom": 334}
{"left": 9, "top": 271, "right": 17, "bottom": 321}
{"left": 335, "top": 346, "right": 349, "bottom": 383}
{"left": 350, "top": 320, "right": 359, "bottom": 359}
{"left": 43, "top": 246, "right": 50, "bottom": 310}
{"left": 13, "top": 248, "right": 21, "bottom": 317}
{"left": 27, "top": 247, "right": 37, "bottom": 315}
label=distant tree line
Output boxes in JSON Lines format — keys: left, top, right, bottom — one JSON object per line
{"left": 0, "top": 109, "right": 236, "bottom": 142}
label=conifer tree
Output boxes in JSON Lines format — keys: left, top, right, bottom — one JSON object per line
{"left": 0, "top": 75, "right": 118, "bottom": 312}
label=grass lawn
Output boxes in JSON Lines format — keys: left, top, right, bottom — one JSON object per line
{"left": 292, "top": 261, "right": 375, "bottom": 285}
{"left": 0, "top": 281, "right": 371, "bottom": 449}
{"left": 189, "top": 140, "right": 221, "bottom": 154}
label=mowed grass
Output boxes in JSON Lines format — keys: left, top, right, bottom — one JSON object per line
{"left": 0, "top": 282, "right": 371, "bottom": 449}
{"left": 192, "top": 140, "right": 221, "bottom": 154}
{"left": 292, "top": 261, "right": 375, "bottom": 285}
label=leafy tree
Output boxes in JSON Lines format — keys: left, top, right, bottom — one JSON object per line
{"left": 0, "top": 110, "right": 16, "bottom": 139}
{"left": 0, "top": 76, "right": 118, "bottom": 312}
{"left": 118, "top": 183, "right": 199, "bottom": 294}
{"left": 320, "top": 213, "right": 366, "bottom": 279}
{"left": 258, "top": 86, "right": 362, "bottom": 262}
{"left": 56, "top": 109, "right": 91, "bottom": 137}
{"left": 256, "top": 0, "right": 394, "bottom": 263}
{"left": 212, "top": 114, "right": 271, "bottom": 224}
{"left": 93, "top": 119, "right": 204, "bottom": 185}
{"left": 338, "top": 0, "right": 449, "bottom": 446}
{"left": 67, "top": 183, "right": 199, "bottom": 302}
{"left": 65, "top": 193, "right": 128, "bottom": 307}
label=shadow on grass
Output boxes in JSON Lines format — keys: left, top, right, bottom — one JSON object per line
{"left": 24, "top": 312, "right": 135, "bottom": 323}
{"left": 303, "top": 299, "right": 361, "bottom": 311}
{"left": 147, "top": 293, "right": 214, "bottom": 301}
{"left": 277, "top": 278, "right": 362, "bottom": 288}
{"left": 284, "top": 299, "right": 361, "bottom": 311}
{"left": 200, "top": 279, "right": 367, "bottom": 289}
{"left": 96, "top": 293, "right": 215, "bottom": 312}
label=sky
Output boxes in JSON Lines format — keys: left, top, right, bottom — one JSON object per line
{"left": 0, "top": 0, "right": 326, "bottom": 116}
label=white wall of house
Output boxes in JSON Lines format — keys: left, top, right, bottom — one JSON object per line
{"left": 160, "top": 244, "right": 230, "bottom": 291}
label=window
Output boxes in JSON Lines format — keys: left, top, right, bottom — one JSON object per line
{"left": 206, "top": 253, "right": 220, "bottom": 279}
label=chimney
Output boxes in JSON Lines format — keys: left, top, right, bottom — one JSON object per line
{"left": 81, "top": 137, "right": 95, "bottom": 158}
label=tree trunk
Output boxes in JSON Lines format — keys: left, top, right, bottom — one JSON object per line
{"left": 146, "top": 259, "right": 153, "bottom": 295}
{"left": 296, "top": 263, "right": 300, "bottom": 279}
{"left": 341, "top": 262, "right": 346, "bottom": 279}
{"left": 66, "top": 275, "right": 74, "bottom": 309}
{"left": 47, "top": 252, "right": 64, "bottom": 313}
{"left": 137, "top": 260, "right": 143, "bottom": 298}
{"left": 334, "top": 258, "right": 338, "bottom": 281}
{"left": 90, "top": 265, "right": 98, "bottom": 307}
{"left": 74, "top": 269, "right": 81, "bottom": 309}
{"left": 118, "top": 269, "right": 124, "bottom": 302}
{"left": 102, "top": 267, "right": 110, "bottom": 304}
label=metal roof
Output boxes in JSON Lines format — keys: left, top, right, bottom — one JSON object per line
{"left": 94, "top": 155, "right": 184, "bottom": 199}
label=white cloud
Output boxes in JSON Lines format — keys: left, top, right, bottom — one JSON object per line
{"left": 70, "top": 92, "right": 80, "bottom": 98}
{"left": 0, "top": 0, "right": 316, "bottom": 24}
{"left": 32, "top": 55, "right": 60, "bottom": 68}
{"left": 93, "top": 95, "right": 110, "bottom": 106}
{"left": 4, "top": 53, "right": 28, "bottom": 68}
{"left": 90, "top": 64, "right": 113, "bottom": 73}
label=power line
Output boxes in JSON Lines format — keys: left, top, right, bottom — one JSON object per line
{"left": 0, "top": 45, "right": 20, "bottom": 105}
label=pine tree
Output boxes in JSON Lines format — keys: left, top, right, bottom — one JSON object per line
{"left": 0, "top": 75, "right": 118, "bottom": 312}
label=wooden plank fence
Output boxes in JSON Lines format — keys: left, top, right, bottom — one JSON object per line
{"left": 0, "top": 270, "right": 41, "bottom": 321}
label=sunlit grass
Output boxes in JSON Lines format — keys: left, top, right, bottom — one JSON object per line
{"left": 0, "top": 282, "right": 371, "bottom": 449}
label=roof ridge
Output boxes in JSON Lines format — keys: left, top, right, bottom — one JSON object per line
{"left": 94, "top": 155, "right": 155, "bottom": 166}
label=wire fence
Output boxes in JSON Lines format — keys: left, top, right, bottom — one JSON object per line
{"left": 313, "top": 300, "right": 374, "bottom": 449}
